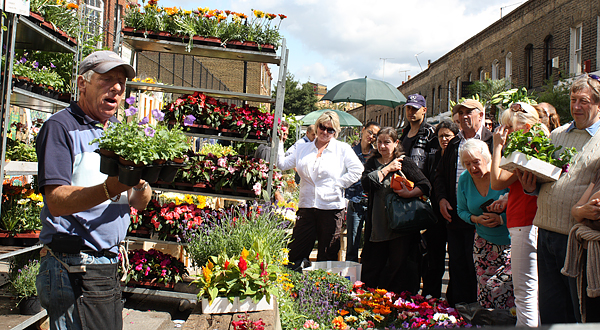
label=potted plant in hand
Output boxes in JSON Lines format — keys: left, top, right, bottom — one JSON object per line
{"left": 500, "top": 123, "right": 577, "bottom": 182}
{"left": 10, "top": 259, "right": 42, "bottom": 315}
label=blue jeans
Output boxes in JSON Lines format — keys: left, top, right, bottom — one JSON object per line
{"left": 346, "top": 201, "right": 367, "bottom": 262}
{"left": 36, "top": 250, "right": 120, "bottom": 330}
{"left": 537, "top": 228, "right": 581, "bottom": 324}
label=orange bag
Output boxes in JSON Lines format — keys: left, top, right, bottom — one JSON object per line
{"left": 390, "top": 173, "right": 414, "bottom": 191}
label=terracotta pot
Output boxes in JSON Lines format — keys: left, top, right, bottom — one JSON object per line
{"left": 153, "top": 159, "right": 167, "bottom": 165}
{"left": 260, "top": 44, "right": 276, "bottom": 53}
{"left": 28, "top": 12, "right": 44, "bottom": 23}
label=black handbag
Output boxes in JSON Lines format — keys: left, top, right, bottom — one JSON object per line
{"left": 385, "top": 171, "right": 437, "bottom": 233}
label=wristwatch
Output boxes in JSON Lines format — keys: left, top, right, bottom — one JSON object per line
{"left": 133, "top": 182, "right": 149, "bottom": 191}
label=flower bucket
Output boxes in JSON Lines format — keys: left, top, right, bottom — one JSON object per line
{"left": 201, "top": 295, "right": 275, "bottom": 314}
{"left": 141, "top": 164, "right": 162, "bottom": 183}
{"left": 118, "top": 163, "right": 144, "bottom": 186}
{"left": 99, "top": 153, "right": 119, "bottom": 176}
{"left": 499, "top": 151, "right": 562, "bottom": 183}
{"left": 303, "top": 261, "right": 362, "bottom": 283}
{"left": 18, "top": 296, "right": 42, "bottom": 315}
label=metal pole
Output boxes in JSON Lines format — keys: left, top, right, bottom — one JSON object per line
{"left": 0, "top": 13, "right": 19, "bottom": 216}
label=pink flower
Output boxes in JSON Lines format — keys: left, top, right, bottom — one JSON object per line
{"left": 135, "top": 263, "right": 143, "bottom": 271}
{"left": 253, "top": 182, "right": 262, "bottom": 196}
{"left": 217, "top": 157, "right": 227, "bottom": 167}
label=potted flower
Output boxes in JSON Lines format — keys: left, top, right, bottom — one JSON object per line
{"left": 10, "top": 259, "right": 42, "bottom": 315}
{"left": 1, "top": 182, "right": 43, "bottom": 244}
{"left": 500, "top": 123, "right": 577, "bottom": 182}
{"left": 126, "top": 248, "right": 188, "bottom": 288}
{"left": 192, "top": 240, "right": 281, "bottom": 314}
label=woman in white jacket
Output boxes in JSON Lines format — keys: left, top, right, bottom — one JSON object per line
{"left": 278, "top": 111, "right": 363, "bottom": 264}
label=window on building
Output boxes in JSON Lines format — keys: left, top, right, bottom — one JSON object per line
{"left": 438, "top": 85, "right": 442, "bottom": 112}
{"left": 491, "top": 60, "right": 500, "bottom": 80}
{"left": 479, "top": 67, "right": 485, "bottom": 81}
{"left": 525, "top": 44, "right": 534, "bottom": 88}
{"left": 544, "top": 35, "right": 553, "bottom": 80}
{"left": 432, "top": 88, "right": 436, "bottom": 114}
{"left": 505, "top": 52, "right": 512, "bottom": 84}
{"left": 447, "top": 81, "right": 452, "bottom": 112}
{"left": 468, "top": 72, "right": 472, "bottom": 82}
{"left": 570, "top": 24, "right": 582, "bottom": 75}
{"left": 83, "top": 0, "right": 104, "bottom": 48}
{"left": 597, "top": 17, "right": 600, "bottom": 71}
{"left": 456, "top": 77, "right": 461, "bottom": 101}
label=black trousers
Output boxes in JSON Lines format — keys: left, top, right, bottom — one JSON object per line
{"left": 288, "top": 208, "right": 344, "bottom": 262}
{"left": 421, "top": 218, "right": 448, "bottom": 298}
{"left": 446, "top": 225, "right": 477, "bottom": 306}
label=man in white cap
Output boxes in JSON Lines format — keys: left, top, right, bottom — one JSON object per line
{"left": 35, "top": 51, "right": 151, "bottom": 330}
{"left": 433, "top": 98, "right": 493, "bottom": 307}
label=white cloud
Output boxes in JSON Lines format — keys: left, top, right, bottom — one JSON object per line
{"left": 161, "top": 0, "right": 525, "bottom": 90}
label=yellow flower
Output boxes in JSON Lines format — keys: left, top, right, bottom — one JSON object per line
{"left": 207, "top": 260, "right": 214, "bottom": 270}
{"left": 184, "top": 194, "right": 194, "bottom": 205}
{"left": 164, "top": 6, "right": 178, "bottom": 15}
{"left": 202, "top": 266, "right": 212, "bottom": 283}
{"left": 354, "top": 307, "right": 365, "bottom": 314}
{"left": 253, "top": 9, "right": 264, "bottom": 18}
{"left": 241, "top": 247, "right": 249, "bottom": 260}
{"left": 372, "top": 314, "right": 384, "bottom": 322}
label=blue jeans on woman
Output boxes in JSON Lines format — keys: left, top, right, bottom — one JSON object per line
{"left": 346, "top": 201, "right": 367, "bottom": 262}
{"left": 36, "top": 250, "right": 120, "bottom": 330}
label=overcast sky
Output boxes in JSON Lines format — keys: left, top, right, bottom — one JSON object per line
{"left": 160, "top": 0, "right": 526, "bottom": 90}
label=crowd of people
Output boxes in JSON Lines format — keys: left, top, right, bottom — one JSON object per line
{"left": 279, "top": 74, "right": 600, "bottom": 326}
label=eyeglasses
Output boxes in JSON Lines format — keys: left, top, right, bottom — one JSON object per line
{"left": 510, "top": 103, "right": 528, "bottom": 114}
{"left": 318, "top": 124, "right": 336, "bottom": 134}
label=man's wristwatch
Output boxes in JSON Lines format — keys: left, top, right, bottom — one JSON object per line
{"left": 133, "top": 182, "right": 149, "bottom": 191}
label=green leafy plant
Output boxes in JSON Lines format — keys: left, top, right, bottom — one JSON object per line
{"left": 10, "top": 259, "right": 40, "bottom": 300}
{"left": 504, "top": 123, "right": 577, "bottom": 170}
{"left": 490, "top": 86, "right": 537, "bottom": 109}
{"left": 6, "top": 138, "right": 37, "bottom": 162}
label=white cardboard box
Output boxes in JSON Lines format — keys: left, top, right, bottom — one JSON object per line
{"left": 499, "top": 151, "right": 562, "bottom": 183}
{"left": 303, "top": 261, "right": 362, "bottom": 283}
{"left": 201, "top": 295, "right": 275, "bottom": 314}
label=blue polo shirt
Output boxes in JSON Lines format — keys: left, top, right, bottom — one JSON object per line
{"left": 36, "top": 102, "right": 130, "bottom": 253}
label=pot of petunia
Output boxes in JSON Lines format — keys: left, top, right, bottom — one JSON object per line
{"left": 193, "top": 241, "right": 280, "bottom": 313}
{"left": 125, "top": 248, "right": 188, "bottom": 286}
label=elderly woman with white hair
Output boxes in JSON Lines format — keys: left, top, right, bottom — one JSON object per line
{"left": 278, "top": 111, "right": 363, "bottom": 265}
{"left": 456, "top": 138, "right": 514, "bottom": 309}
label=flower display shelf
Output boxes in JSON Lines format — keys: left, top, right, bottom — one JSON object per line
{"left": 2, "top": 161, "right": 38, "bottom": 176}
{"left": 15, "top": 14, "right": 77, "bottom": 53}
{"left": 152, "top": 181, "right": 257, "bottom": 199}
{"left": 500, "top": 151, "right": 562, "bottom": 183}
{"left": 11, "top": 87, "right": 70, "bottom": 114}
{"left": 122, "top": 35, "right": 281, "bottom": 65}
{"left": 201, "top": 295, "right": 275, "bottom": 314}
{"left": 127, "top": 279, "right": 176, "bottom": 290}
{"left": 0, "top": 230, "right": 40, "bottom": 239}
{"left": 170, "top": 122, "right": 268, "bottom": 143}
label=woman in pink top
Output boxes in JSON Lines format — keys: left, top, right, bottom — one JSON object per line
{"left": 490, "top": 102, "right": 549, "bottom": 327}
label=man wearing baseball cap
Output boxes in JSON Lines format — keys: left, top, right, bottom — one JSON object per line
{"left": 35, "top": 50, "right": 151, "bottom": 329}
{"left": 433, "top": 98, "right": 493, "bottom": 307}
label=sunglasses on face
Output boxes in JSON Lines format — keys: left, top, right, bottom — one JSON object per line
{"left": 318, "top": 124, "right": 336, "bottom": 134}
{"left": 510, "top": 103, "right": 528, "bottom": 114}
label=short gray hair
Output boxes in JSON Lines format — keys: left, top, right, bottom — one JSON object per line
{"left": 459, "top": 139, "right": 491, "bottom": 169}
{"left": 81, "top": 70, "right": 95, "bottom": 82}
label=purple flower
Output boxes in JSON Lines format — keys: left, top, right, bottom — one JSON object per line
{"left": 151, "top": 109, "right": 165, "bottom": 121}
{"left": 125, "top": 96, "right": 136, "bottom": 105}
{"left": 183, "top": 114, "right": 196, "bottom": 126}
{"left": 125, "top": 106, "right": 138, "bottom": 116}
{"left": 19, "top": 57, "right": 26, "bottom": 64}
{"left": 144, "top": 127, "right": 155, "bottom": 137}
{"left": 138, "top": 116, "right": 149, "bottom": 125}
{"left": 32, "top": 61, "right": 39, "bottom": 69}
{"left": 50, "top": 62, "right": 56, "bottom": 68}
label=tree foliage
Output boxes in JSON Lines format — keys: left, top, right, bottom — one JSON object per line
{"left": 536, "top": 75, "right": 573, "bottom": 124}
{"left": 273, "top": 73, "right": 318, "bottom": 115}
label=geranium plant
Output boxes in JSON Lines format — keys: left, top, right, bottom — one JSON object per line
{"left": 193, "top": 240, "right": 281, "bottom": 304}
{"left": 126, "top": 248, "right": 188, "bottom": 285}
{"left": 504, "top": 123, "right": 577, "bottom": 171}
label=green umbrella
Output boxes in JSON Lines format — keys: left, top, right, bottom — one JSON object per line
{"left": 300, "top": 109, "right": 363, "bottom": 127}
{"left": 321, "top": 77, "right": 407, "bottom": 122}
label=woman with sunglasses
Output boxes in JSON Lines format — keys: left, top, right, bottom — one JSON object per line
{"left": 277, "top": 111, "right": 363, "bottom": 265}
{"left": 489, "top": 102, "right": 547, "bottom": 326}
{"left": 360, "top": 127, "right": 431, "bottom": 294}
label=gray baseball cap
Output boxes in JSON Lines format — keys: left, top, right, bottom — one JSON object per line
{"left": 79, "top": 50, "right": 136, "bottom": 79}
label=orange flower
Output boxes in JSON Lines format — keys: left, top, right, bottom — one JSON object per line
{"left": 241, "top": 247, "right": 249, "bottom": 260}
{"left": 66, "top": 3, "right": 78, "bottom": 9}
{"left": 338, "top": 309, "right": 349, "bottom": 316}
{"left": 354, "top": 307, "right": 365, "bottom": 313}
{"left": 332, "top": 316, "right": 347, "bottom": 330}
{"left": 375, "top": 288, "right": 387, "bottom": 296}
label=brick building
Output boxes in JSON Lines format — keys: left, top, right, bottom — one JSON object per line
{"left": 390, "top": 0, "right": 600, "bottom": 122}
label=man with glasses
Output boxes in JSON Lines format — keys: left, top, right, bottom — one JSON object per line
{"left": 518, "top": 74, "right": 600, "bottom": 324}
{"left": 345, "top": 121, "right": 380, "bottom": 262}
{"left": 433, "top": 98, "right": 493, "bottom": 307}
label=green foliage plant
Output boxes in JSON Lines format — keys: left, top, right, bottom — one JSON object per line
{"left": 10, "top": 259, "right": 40, "bottom": 300}
{"left": 537, "top": 75, "right": 573, "bottom": 124}
{"left": 504, "top": 123, "right": 577, "bottom": 170}
{"left": 490, "top": 86, "right": 537, "bottom": 109}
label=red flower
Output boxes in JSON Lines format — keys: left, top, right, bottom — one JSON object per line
{"left": 238, "top": 256, "right": 247, "bottom": 277}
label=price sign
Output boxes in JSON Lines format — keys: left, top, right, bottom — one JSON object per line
{"left": 4, "top": 0, "right": 29, "bottom": 16}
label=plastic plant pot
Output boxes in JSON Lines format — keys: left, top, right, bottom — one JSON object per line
{"left": 99, "top": 153, "right": 119, "bottom": 176}
{"left": 118, "top": 163, "right": 144, "bottom": 186}
{"left": 141, "top": 164, "right": 162, "bottom": 183}
{"left": 158, "top": 162, "right": 185, "bottom": 183}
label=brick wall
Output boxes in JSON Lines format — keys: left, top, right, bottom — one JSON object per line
{"left": 396, "top": 0, "right": 599, "bottom": 117}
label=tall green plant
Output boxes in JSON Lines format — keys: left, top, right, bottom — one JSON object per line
{"left": 537, "top": 75, "right": 573, "bottom": 124}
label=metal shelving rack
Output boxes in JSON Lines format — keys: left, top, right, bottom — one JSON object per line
{"left": 118, "top": 31, "right": 288, "bottom": 301}
{"left": 0, "top": 11, "right": 77, "bottom": 329}
{"left": 121, "top": 33, "right": 289, "bottom": 200}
